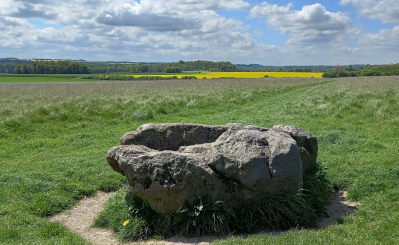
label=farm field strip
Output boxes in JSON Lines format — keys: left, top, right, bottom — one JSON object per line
{"left": 124, "top": 71, "right": 323, "bottom": 79}
{"left": 0, "top": 72, "right": 323, "bottom": 84}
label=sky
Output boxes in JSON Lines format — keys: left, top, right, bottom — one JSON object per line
{"left": 1, "top": 0, "right": 399, "bottom": 65}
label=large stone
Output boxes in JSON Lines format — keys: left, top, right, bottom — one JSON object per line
{"left": 106, "top": 123, "right": 317, "bottom": 213}
{"left": 272, "top": 125, "right": 318, "bottom": 172}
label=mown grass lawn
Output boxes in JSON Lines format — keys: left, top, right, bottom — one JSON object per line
{"left": 0, "top": 76, "right": 398, "bottom": 244}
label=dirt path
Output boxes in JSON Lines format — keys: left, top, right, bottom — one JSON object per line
{"left": 317, "top": 191, "right": 359, "bottom": 227}
{"left": 49, "top": 191, "right": 359, "bottom": 245}
{"left": 49, "top": 192, "right": 218, "bottom": 245}
{"left": 49, "top": 192, "right": 123, "bottom": 245}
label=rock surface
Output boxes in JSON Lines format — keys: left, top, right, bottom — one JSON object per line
{"left": 272, "top": 125, "right": 318, "bottom": 172}
{"left": 106, "top": 123, "right": 318, "bottom": 213}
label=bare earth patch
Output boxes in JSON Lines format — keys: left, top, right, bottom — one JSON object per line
{"left": 317, "top": 191, "right": 360, "bottom": 228}
{"left": 49, "top": 191, "right": 359, "bottom": 245}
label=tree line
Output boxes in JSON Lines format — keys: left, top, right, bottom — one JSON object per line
{"left": 322, "top": 64, "right": 399, "bottom": 78}
{"left": 86, "top": 60, "right": 238, "bottom": 74}
{"left": 0, "top": 63, "right": 16, "bottom": 73}
{"left": 12, "top": 61, "right": 89, "bottom": 74}
{"left": 236, "top": 65, "right": 313, "bottom": 72}
{"left": 0, "top": 60, "right": 239, "bottom": 74}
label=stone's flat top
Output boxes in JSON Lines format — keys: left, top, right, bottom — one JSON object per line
{"left": 120, "top": 123, "right": 231, "bottom": 149}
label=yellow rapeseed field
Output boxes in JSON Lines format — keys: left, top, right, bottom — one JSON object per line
{"left": 133, "top": 72, "right": 322, "bottom": 79}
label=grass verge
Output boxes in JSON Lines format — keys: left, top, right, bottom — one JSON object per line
{"left": 1, "top": 76, "right": 399, "bottom": 244}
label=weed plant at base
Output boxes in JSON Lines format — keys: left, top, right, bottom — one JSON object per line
{"left": 94, "top": 163, "right": 331, "bottom": 241}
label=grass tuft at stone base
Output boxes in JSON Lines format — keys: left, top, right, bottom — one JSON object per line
{"left": 93, "top": 163, "right": 331, "bottom": 241}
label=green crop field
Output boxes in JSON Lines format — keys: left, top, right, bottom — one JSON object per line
{"left": 1, "top": 76, "right": 398, "bottom": 244}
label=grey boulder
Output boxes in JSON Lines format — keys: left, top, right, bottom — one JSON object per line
{"left": 272, "top": 125, "right": 318, "bottom": 172}
{"left": 106, "top": 123, "right": 317, "bottom": 213}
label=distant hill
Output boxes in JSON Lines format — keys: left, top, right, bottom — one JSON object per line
{"left": 0, "top": 58, "right": 33, "bottom": 65}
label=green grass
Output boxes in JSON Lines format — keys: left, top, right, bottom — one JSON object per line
{"left": 1, "top": 76, "right": 399, "bottom": 244}
{"left": 0, "top": 72, "right": 195, "bottom": 83}
{"left": 85, "top": 72, "right": 184, "bottom": 76}
{"left": 0, "top": 76, "right": 87, "bottom": 83}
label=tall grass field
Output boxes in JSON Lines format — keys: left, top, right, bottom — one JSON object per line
{"left": 0, "top": 76, "right": 398, "bottom": 244}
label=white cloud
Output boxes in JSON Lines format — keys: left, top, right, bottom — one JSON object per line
{"left": 0, "top": 16, "right": 35, "bottom": 47}
{"left": 10, "top": 2, "right": 57, "bottom": 19}
{"left": 247, "top": 2, "right": 372, "bottom": 64}
{"left": 0, "top": 0, "right": 56, "bottom": 19}
{"left": 250, "top": 2, "right": 292, "bottom": 17}
{"left": 250, "top": 3, "right": 360, "bottom": 46}
{"left": 0, "top": 0, "right": 21, "bottom": 15}
{"left": 330, "top": 46, "right": 361, "bottom": 54}
{"left": 159, "top": 0, "right": 250, "bottom": 11}
{"left": 3, "top": 0, "right": 397, "bottom": 65}
{"left": 341, "top": 0, "right": 399, "bottom": 24}
{"left": 338, "top": 0, "right": 399, "bottom": 63}
{"left": 360, "top": 26, "right": 399, "bottom": 50}
{"left": 96, "top": 10, "right": 201, "bottom": 32}
{"left": 0, "top": 0, "right": 258, "bottom": 62}
{"left": 36, "top": 27, "right": 66, "bottom": 41}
